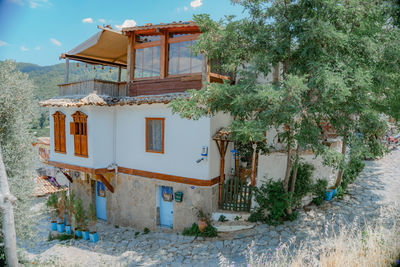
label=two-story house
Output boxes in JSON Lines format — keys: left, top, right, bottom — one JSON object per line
{"left": 41, "top": 22, "right": 235, "bottom": 231}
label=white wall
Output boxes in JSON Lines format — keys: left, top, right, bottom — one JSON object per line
{"left": 116, "top": 104, "right": 212, "bottom": 180}
{"left": 49, "top": 106, "right": 114, "bottom": 169}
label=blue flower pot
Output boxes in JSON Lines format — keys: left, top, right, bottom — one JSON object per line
{"left": 57, "top": 223, "right": 65, "bottom": 233}
{"left": 75, "top": 229, "right": 82, "bottom": 237}
{"left": 332, "top": 188, "right": 337, "bottom": 197}
{"left": 51, "top": 221, "right": 57, "bottom": 231}
{"left": 65, "top": 225, "right": 72, "bottom": 234}
{"left": 89, "top": 232, "right": 98, "bottom": 243}
{"left": 325, "top": 190, "right": 334, "bottom": 201}
{"left": 82, "top": 230, "right": 89, "bottom": 240}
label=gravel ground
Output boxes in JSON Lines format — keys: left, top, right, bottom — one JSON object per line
{"left": 20, "top": 148, "right": 400, "bottom": 266}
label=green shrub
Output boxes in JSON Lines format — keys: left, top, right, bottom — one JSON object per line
{"left": 312, "top": 179, "right": 328, "bottom": 206}
{"left": 182, "top": 223, "right": 218, "bottom": 237}
{"left": 143, "top": 227, "right": 150, "bottom": 234}
{"left": 218, "top": 215, "right": 228, "bottom": 222}
{"left": 292, "top": 163, "right": 315, "bottom": 206}
{"left": 342, "top": 157, "right": 365, "bottom": 190}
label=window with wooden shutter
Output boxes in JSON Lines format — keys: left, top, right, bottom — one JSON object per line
{"left": 145, "top": 118, "right": 165, "bottom": 153}
{"left": 71, "top": 111, "right": 88, "bottom": 157}
{"left": 52, "top": 111, "right": 66, "bottom": 153}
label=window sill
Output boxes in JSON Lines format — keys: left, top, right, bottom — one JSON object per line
{"left": 74, "top": 154, "right": 89, "bottom": 158}
{"left": 145, "top": 150, "right": 164, "bottom": 154}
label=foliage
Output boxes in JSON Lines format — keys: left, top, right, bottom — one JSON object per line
{"left": 143, "top": 227, "right": 150, "bottom": 235}
{"left": 251, "top": 180, "right": 292, "bottom": 225}
{"left": 312, "top": 179, "right": 328, "bottom": 206}
{"left": 0, "top": 60, "right": 37, "bottom": 242}
{"left": 341, "top": 157, "right": 366, "bottom": 190}
{"left": 135, "top": 231, "right": 139, "bottom": 237}
{"left": 234, "top": 216, "right": 242, "bottom": 221}
{"left": 218, "top": 215, "right": 228, "bottom": 222}
{"left": 57, "top": 191, "right": 67, "bottom": 222}
{"left": 46, "top": 193, "right": 58, "bottom": 221}
{"left": 88, "top": 203, "right": 97, "bottom": 232}
{"left": 48, "top": 233, "right": 73, "bottom": 242}
{"left": 73, "top": 198, "right": 87, "bottom": 231}
{"left": 66, "top": 192, "right": 75, "bottom": 225}
{"left": 182, "top": 223, "right": 218, "bottom": 238}
{"left": 291, "top": 163, "right": 315, "bottom": 205}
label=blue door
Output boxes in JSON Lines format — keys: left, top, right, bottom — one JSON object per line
{"left": 96, "top": 181, "right": 107, "bottom": 221}
{"left": 159, "top": 186, "right": 173, "bottom": 228}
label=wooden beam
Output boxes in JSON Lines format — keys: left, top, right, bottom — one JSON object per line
{"left": 219, "top": 140, "right": 226, "bottom": 205}
{"left": 47, "top": 160, "right": 96, "bottom": 175}
{"left": 60, "top": 170, "right": 73, "bottom": 183}
{"left": 95, "top": 174, "right": 114, "bottom": 193}
{"left": 160, "top": 31, "right": 167, "bottom": 79}
{"left": 65, "top": 58, "right": 69, "bottom": 83}
{"left": 126, "top": 32, "right": 136, "bottom": 85}
{"left": 135, "top": 40, "right": 161, "bottom": 49}
{"left": 118, "top": 166, "right": 219, "bottom": 187}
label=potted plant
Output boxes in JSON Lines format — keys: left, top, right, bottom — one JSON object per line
{"left": 88, "top": 203, "right": 98, "bottom": 243}
{"left": 73, "top": 198, "right": 84, "bottom": 237}
{"left": 65, "top": 192, "right": 75, "bottom": 234}
{"left": 326, "top": 186, "right": 338, "bottom": 201}
{"left": 57, "top": 192, "right": 66, "bottom": 233}
{"left": 195, "top": 208, "right": 210, "bottom": 233}
{"left": 46, "top": 193, "right": 58, "bottom": 231}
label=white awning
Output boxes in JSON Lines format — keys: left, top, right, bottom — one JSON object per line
{"left": 61, "top": 27, "right": 128, "bottom": 68}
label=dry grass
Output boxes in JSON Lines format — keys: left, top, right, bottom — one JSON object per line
{"left": 222, "top": 206, "right": 400, "bottom": 267}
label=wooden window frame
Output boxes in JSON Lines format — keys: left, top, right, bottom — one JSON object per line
{"left": 70, "top": 111, "right": 88, "bottom": 158}
{"left": 145, "top": 118, "right": 165, "bottom": 154}
{"left": 52, "top": 111, "right": 66, "bottom": 153}
{"left": 131, "top": 31, "right": 201, "bottom": 81}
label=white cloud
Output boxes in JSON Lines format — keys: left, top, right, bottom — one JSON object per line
{"left": 28, "top": 0, "right": 51, "bottom": 8}
{"left": 0, "top": 40, "right": 7, "bottom": 47}
{"left": 20, "top": 45, "right": 29, "bottom": 51}
{"left": 184, "top": 6, "right": 189, "bottom": 11}
{"left": 115, "top": 19, "right": 136, "bottom": 30}
{"left": 190, "top": 0, "right": 202, "bottom": 9}
{"left": 35, "top": 46, "right": 40, "bottom": 50}
{"left": 82, "top": 17, "right": 93, "bottom": 23}
{"left": 98, "top": 18, "right": 106, "bottom": 23}
{"left": 50, "top": 38, "right": 61, "bottom": 46}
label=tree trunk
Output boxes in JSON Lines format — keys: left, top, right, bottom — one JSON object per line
{"left": 289, "top": 143, "right": 301, "bottom": 194}
{"left": 335, "top": 138, "right": 347, "bottom": 188}
{"left": 250, "top": 147, "right": 259, "bottom": 187}
{"left": 0, "top": 145, "right": 18, "bottom": 267}
{"left": 283, "top": 130, "right": 294, "bottom": 192}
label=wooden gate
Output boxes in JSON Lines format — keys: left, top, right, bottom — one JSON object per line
{"left": 220, "top": 176, "right": 253, "bottom": 211}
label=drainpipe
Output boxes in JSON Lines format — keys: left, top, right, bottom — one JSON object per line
{"left": 113, "top": 106, "right": 118, "bottom": 184}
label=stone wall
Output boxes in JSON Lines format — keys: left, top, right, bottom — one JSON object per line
{"left": 106, "top": 173, "right": 219, "bottom": 232}
{"left": 70, "top": 172, "right": 218, "bottom": 232}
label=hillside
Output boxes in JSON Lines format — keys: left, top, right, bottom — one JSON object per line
{"left": 11, "top": 61, "right": 126, "bottom": 137}
{"left": 15, "top": 62, "right": 126, "bottom": 100}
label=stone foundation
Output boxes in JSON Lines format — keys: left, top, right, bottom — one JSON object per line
{"left": 70, "top": 172, "right": 219, "bottom": 232}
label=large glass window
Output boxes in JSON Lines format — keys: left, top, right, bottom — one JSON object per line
{"left": 135, "top": 46, "right": 160, "bottom": 78}
{"left": 168, "top": 40, "right": 202, "bottom": 75}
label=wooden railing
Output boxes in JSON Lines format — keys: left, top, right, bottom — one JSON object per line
{"left": 58, "top": 79, "right": 127, "bottom": 97}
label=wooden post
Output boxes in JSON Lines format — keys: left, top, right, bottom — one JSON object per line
{"left": 250, "top": 145, "right": 258, "bottom": 186}
{"left": 64, "top": 58, "right": 70, "bottom": 84}
{"left": 126, "top": 32, "right": 135, "bottom": 96}
{"left": 160, "top": 31, "right": 168, "bottom": 79}
{"left": 219, "top": 140, "right": 226, "bottom": 205}
{"left": 117, "top": 66, "right": 121, "bottom": 82}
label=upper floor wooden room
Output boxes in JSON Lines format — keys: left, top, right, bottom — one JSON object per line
{"left": 59, "top": 21, "right": 230, "bottom": 98}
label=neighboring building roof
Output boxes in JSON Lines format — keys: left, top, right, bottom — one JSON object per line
{"left": 34, "top": 176, "right": 68, "bottom": 197}
{"left": 40, "top": 92, "right": 189, "bottom": 107}
{"left": 121, "top": 21, "right": 197, "bottom": 32}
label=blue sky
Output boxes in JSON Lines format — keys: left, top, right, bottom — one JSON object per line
{"left": 0, "top": 0, "right": 245, "bottom": 66}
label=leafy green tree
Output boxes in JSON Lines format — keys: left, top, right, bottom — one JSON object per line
{"left": 0, "top": 60, "right": 38, "bottom": 264}
{"left": 171, "top": 0, "right": 399, "bottom": 214}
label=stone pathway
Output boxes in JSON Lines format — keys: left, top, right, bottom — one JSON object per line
{"left": 21, "top": 148, "right": 400, "bottom": 266}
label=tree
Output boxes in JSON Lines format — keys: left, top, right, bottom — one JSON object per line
{"left": 0, "top": 60, "right": 37, "bottom": 264}
{"left": 171, "top": 0, "right": 399, "bottom": 214}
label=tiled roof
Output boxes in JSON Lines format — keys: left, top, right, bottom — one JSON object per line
{"left": 40, "top": 92, "right": 190, "bottom": 107}
{"left": 34, "top": 176, "right": 68, "bottom": 197}
{"left": 121, "top": 21, "right": 197, "bottom": 32}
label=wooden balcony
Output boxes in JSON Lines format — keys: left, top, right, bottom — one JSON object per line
{"left": 58, "top": 79, "right": 127, "bottom": 97}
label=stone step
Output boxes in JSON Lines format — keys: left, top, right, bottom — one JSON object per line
{"left": 211, "top": 210, "right": 251, "bottom": 222}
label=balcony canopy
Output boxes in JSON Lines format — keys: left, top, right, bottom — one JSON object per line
{"left": 60, "top": 26, "right": 128, "bottom": 68}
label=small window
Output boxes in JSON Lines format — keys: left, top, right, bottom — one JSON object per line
{"left": 52, "top": 111, "right": 66, "bottom": 153}
{"left": 135, "top": 46, "right": 160, "bottom": 78}
{"left": 146, "top": 118, "right": 165, "bottom": 153}
{"left": 70, "top": 111, "right": 88, "bottom": 157}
